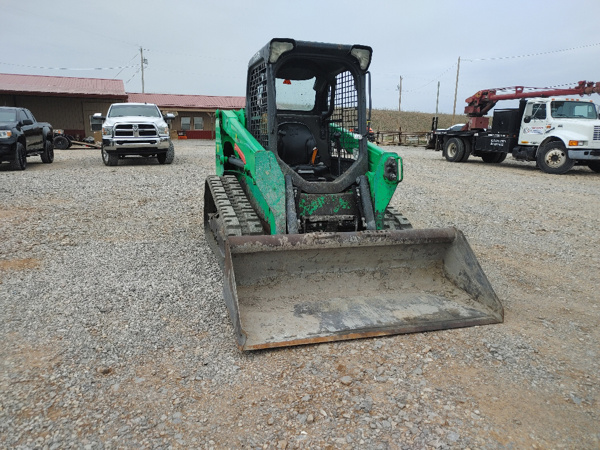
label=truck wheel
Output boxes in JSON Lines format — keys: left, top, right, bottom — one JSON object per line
{"left": 444, "top": 138, "right": 464, "bottom": 162}
{"left": 101, "top": 146, "right": 118, "bottom": 166}
{"left": 461, "top": 139, "right": 472, "bottom": 162}
{"left": 53, "top": 135, "right": 69, "bottom": 150}
{"left": 481, "top": 152, "right": 506, "bottom": 163}
{"left": 10, "top": 142, "right": 27, "bottom": 171}
{"left": 41, "top": 140, "right": 54, "bottom": 163}
{"left": 536, "top": 141, "right": 574, "bottom": 174}
{"left": 157, "top": 142, "right": 175, "bottom": 165}
{"left": 587, "top": 162, "right": 600, "bottom": 173}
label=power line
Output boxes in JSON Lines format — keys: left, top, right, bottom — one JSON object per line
{"left": 0, "top": 61, "right": 137, "bottom": 71}
{"left": 464, "top": 42, "right": 600, "bottom": 62}
{"left": 389, "top": 41, "right": 600, "bottom": 95}
{"left": 402, "top": 63, "right": 457, "bottom": 93}
{"left": 113, "top": 53, "right": 141, "bottom": 79}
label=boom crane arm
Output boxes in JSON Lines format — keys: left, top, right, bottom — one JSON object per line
{"left": 465, "top": 81, "right": 600, "bottom": 117}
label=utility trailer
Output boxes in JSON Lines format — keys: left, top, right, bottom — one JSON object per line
{"left": 427, "top": 82, "right": 600, "bottom": 174}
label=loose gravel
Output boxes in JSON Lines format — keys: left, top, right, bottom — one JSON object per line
{"left": 1, "top": 141, "right": 598, "bottom": 449}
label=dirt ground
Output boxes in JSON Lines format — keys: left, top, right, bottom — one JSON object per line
{"left": 1, "top": 142, "right": 598, "bottom": 449}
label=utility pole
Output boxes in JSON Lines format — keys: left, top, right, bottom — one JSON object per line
{"left": 140, "top": 47, "right": 147, "bottom": 93}
{"left": 435, "top": 81, "right": 440, "bottom": 115}
{"left": 397, "top": 76, "right": 403, "bottom": 111}
{"left": 452, "top": 56, "right": 460, "bottom": 124}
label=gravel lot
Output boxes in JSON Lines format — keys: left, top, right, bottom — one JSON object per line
{"left": 1, "top": 140, "right": 599, "bottom": 449}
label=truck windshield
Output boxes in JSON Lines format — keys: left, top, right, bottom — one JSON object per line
{"left": 551, "top": 101, "right": 598, "bottom": 119}
{"left": 108, "top": 105, "right": 161, "bottom": 118}
{"left": 0, "top": 109, "right": 17, "bottom": 121}
{"left": 276, "top": 77, "right": 316, "bottom": 111}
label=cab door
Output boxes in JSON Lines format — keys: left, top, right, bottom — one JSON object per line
{"left": 19, "top": 109, "right": 42, "bottom": 150}
{"left": 519, "top": 102, "right": 548, "bottom": 146}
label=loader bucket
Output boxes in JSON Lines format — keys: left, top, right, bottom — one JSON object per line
{"left": 222, "top": 227, "right": 503, "bottom": 350}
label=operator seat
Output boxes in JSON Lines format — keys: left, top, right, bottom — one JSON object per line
{"left": 277, "top": 122, "right": 328, "bottom": 177}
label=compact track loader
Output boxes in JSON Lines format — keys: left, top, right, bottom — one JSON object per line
{"left": 204, "top": 39, "right": 503, "bottom": 350}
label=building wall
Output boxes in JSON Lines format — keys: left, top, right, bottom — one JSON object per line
{"left": 163, "top": 110, "right": 216, "bottom": 139}
{"left": 0, "top": 93, "right": 225, "bottom": 141}
{"left": 0, "top": 94, "right": 117, "bottom": 139}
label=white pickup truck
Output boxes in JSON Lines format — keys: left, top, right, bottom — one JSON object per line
{"left": 93, "top": 103, "right": 175, "bottom": 166}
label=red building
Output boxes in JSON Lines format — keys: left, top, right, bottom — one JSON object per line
{"left": 0, "top": 73, "right": 245, "bottom": 140}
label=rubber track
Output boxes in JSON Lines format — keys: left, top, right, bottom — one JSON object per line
{"left": 209, "top": 175, "right": 264, "bottom": 239}
{"left": 383, "top": 206, "right": 413, "bottom": 230}
{"left": 207, "top": 175, "right": 409, "bottom": 236}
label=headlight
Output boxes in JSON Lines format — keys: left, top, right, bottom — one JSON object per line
{"left": 350, "top": 46, "right": 372, "bottom": 71}
{"left": 157, "top": 125, "right": 169, "bottom": 135}
{"left": 0, "top": 130, "right": 12, "bottom": 138}
{"left": 269, "top": 39, "right": 295, "bottom": 63}
{"left": 102, "top": 126, "right": 113, "bottom": 136}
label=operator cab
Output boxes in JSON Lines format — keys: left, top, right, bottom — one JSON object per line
{"left": 246, "top": 39, "right": 373, "bottom": 192}
{"left": 273, "top": 57, "right": 359, "bottom": 182}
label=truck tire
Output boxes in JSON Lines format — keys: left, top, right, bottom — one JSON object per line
{"left": 53, "top": 135, "right": 70, "bottom": 150}
{"left": 587, "top": 162, "right": 600, "bottom": 173}
{"left": 157, "top": 142, "right": 174, "bottom": 164}
{"left": 461, "top": 139, "right": 472, "bottom": 162}
{"left": 41, "top": 140, "right": 54, "bottom": 163}
{"left": 444, "top": 138, "right": 464, "bottom": 162}
{"left": 101, "top": 146, "right": 118, "bottom": 166}
{"left": 10, "top": 142, "right": 27, "bottom": 171}
{"left": 536, "top": 141, "right": 574, "bottom": 174}
{"left": 481, "top": 152, "right": 506, "bottom": 163}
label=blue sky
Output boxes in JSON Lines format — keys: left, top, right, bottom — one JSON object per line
{"left": 3, "top": 0, "right": 600, "bottom": 114}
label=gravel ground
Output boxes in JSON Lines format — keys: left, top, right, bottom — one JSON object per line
{"left": 1, "top": 140, "right": 598, "bottom": 449}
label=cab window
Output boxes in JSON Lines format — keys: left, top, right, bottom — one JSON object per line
{"left": 276, "top": 77, "right": 317, "bottom": 111}
{"left": 531, "top": 103, "right": 546, "bottom": 120}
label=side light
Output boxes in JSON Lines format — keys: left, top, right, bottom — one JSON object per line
{"left": 384, "top": 156, "right": 398, "bottom": 181}
{"left": 269, "top": 40, "right": 295, "bottom": 64}
{"left": 568, "top": 140, "right": 585, "bottom": 146}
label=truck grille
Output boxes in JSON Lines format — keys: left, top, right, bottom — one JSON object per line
{"left": 114, "top": 123, "right": 158, "bottom": 138}
{"left": 594, "top": 126, "right": 600, "bottom": 141}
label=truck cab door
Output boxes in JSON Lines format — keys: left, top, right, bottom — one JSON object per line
{"left": 519, "top": 102, "right": 548, "bottom": 146}
{"left": 19, "top": 109, "right": 41, "bottom": 150}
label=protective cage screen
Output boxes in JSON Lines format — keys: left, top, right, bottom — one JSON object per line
{"left": 329, "top": 71, "right": 359, "bottom": 160}
{"left": 248, "top": 62, "right": 269, "bottom": 149}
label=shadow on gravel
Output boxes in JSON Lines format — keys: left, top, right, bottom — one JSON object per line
{"left": 0, "top": 160, "right": 49, "bottom": 172}
{"left": 434, "top": 158, "right": 598, "bottom": 176}
{"left": 109, "top": 157, "right": 164, "bottom": 166}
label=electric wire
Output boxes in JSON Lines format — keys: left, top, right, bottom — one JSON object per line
{"left": 113, "top": 53, "right": 141, "bottom": 79}
{"left": 0, "top": 61, "right": 137, "bottom": 71}
{"left": 463, "top": 42, "right": 600, "bottom": 62}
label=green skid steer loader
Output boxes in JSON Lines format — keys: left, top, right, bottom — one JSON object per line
{"left": 204, "top": 39, "right": 503, "bottom": 350}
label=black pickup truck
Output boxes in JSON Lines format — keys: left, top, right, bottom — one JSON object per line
{"left": 0, "top": 107, "right": 54, "bottom": 170}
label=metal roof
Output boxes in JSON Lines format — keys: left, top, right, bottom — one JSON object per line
{"left": 0, "top": 73, "right": 244, "bottom": 108}
{"left": 0, "top": 73, "right": 127, "bottom": 98}
{"left": 128, "top": 92, "right": 245, "bottom": 110}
